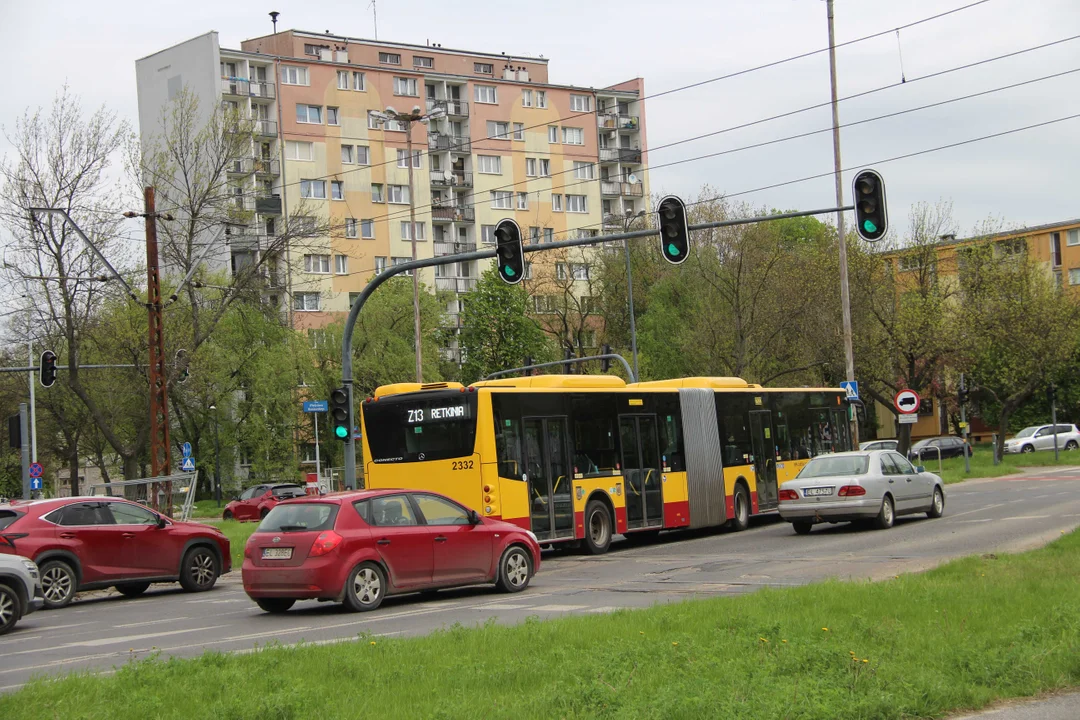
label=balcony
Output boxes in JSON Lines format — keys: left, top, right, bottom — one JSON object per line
{"left": 622, "top": 182, "right": 644, "bottom": 197}
{"left": 428, "top": 133, "right": 470, "bottom": 154}
{"left": 601, "top": 181, "right": 621, "bottom": 197}
{"left": 426, "top": 99, "right": 469, "bottom": 117}
{"left": 435, "top": 277, "right": 478, "bottom": 293}
{"left": 440, "top": 346, "right": 463, "bottom": 364}
{"left": 249, "top": 81, "right": 276, "bottom": 100}
{"left": 598, "top": 113, "right": 640, "bottom": 131}
{"left": 430, "top": 170, "right": 473, "bottom": 188}
{"left": 441, "top": 313, "right": 464, "bottom": 329}
{"left": 253, "top": 119, "right": 278, "bottom": 137}
{"left": 253, "top": 158, "right": 280, "bottom": 176}
{"left": 432, "top": 205, "right": 475, "bottom": 223}
{"left": 434, "top": 241, "right": 477, "bottom": 256}
{"left": 221, "top": 78, "right": 249, "bottom": 96}
{"left": 226, "top": 158, "right": 251, "bottom": 175}
{"left": 255, "top": 195, "right": 282, "bottom": 215}
{"left": 599, "top": 147, "right": 642, "bottom": 164}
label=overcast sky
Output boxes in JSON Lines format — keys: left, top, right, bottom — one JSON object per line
{"left": 1, "top": 0, "right": 1078, "bottom": 237}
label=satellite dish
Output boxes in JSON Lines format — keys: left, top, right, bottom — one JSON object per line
{"left": 627, "top": 174, "right": 639, "bottom": 185}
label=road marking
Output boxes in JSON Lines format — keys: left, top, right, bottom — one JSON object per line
{"left": 114, "top": 617, "right": 190, "bottom": 629}
{"left": 955, "top": 518, "right": 994, "bottom": 524}
{"left": 185, "top": 598, "right": 246, "bottom": 604}
{"left": 474, "top": 603, "right": 529, "bottom": 610}
{"left": 2, "top": 625, "right": 229, "bottom": 656}
{"left": 1001, "top": 515, "right": 1051, "bottom": 520}
{"left": 947, "top": 503, "right": 1007, "bottom": 519}
{"left": 530, "top": 604, "right": 588, "bottom": 612}
{"left": 33, "top": 622, "right": 97, "bottom": 633}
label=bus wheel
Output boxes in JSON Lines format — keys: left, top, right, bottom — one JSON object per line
{"left": 729, "top": 484, "right": 750, "bottom": 532}
{"left": 583, "top": 500, "right": 612, "bottom": 555}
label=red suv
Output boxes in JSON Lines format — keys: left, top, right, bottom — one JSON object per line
{"left": 0, "top": 497, "right": 231, "bottom": 609}
{"left": 223, "top": 484, "right": 307, "bottom": 522}
{"left": 243, "top": 489, "right": 541, "bottom": 613}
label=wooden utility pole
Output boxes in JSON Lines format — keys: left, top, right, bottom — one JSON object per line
{"left": 144, "top": 186, "right": 173, "bottom": 513}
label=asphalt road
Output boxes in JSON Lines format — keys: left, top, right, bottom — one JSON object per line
{"left": 3, "top": 467, "right": 1080, "bottom": 694}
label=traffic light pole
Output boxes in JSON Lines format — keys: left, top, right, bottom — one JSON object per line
{"left": 960, "top": 373, "right": 970, "bottom": 475}
{"left": 1050, "top": 384, "right": 1059, "bottom": 463}
{"left": 19, "top": 403, "right": 29, "bottom": 500}
{"left": 339, "top": 204, "right": 853, "bottom": 488}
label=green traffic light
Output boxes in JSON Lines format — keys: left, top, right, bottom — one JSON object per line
{"left": 334, "top": 426, "right": 349, "bottom": 439}
{"left": 503, "top": 265, "right": 516, "bottom": 277}
{"left": 667, "top": 243, "right": 681, "bottom": 257}
{"left": 863, "top": 219, "right": 877, "bottom": 233}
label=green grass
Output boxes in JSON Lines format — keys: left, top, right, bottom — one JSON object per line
{"left": 214, "top": 519, "right": 258, "bottom": 569}
{"left": 921, "top": 442, "right": 1079, "bottom": 484}
{"left": 5, "top": 531, "right": 1080, "bottom": 718}
{"left": 188, "top": 501, "right": 228, "bottom": 519}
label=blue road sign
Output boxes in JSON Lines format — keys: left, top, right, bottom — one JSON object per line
{"left": 30, "top": 477, "right": 43, "bottom": 491}
{"left": 840, "top": 381, "right": 859, "bottom": 401}
{"left": 303, "top": 400, "right": 329, "bottom": 413}
{"left": 181, "top": 442, "right": 192, "bottom": 458}
{"left": 181, "top": 457, "right": 196, "bottom": 472}
{"left": 29, "top": 462, "right": 43, "bottom": 479}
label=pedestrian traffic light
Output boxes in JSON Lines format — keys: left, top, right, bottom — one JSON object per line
{"left": 7, "top": 414, "right": 20, "bottom": 450}
{"left": 174, "top": 349, "right": 190, "bottom": 384}
{"left": 957, "top": 386, "right": 969, "bottom": 405}
{"left": 39, "top": 350, "right": 57, "bottom": 388}
{"left": 494, "top": 219, "right": 524, "bottom": 285}
{"left": 1047, "top": 384, "right": 1057, "bottom": 407}
{"left": 329, "top": 387, "right": 351, "bottom": 441}
{"left": 852, "top": 169, "right": 888, "bottom": 242}
{"left": 600, "top": 344, "right": 612, "bottom": 373}
{"left": 657, "top": 195, "right": 690, "bottom": 264}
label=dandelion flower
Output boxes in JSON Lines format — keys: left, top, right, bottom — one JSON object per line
{"left": 822, "top": 627, "right": 829, "bottom": 632}
{"left": 639, "top": 631, "right": 645, "bottom": 635}
{"left": 781, "top": 640, "right": 788, "bottom": 644}
{"left": 672, "top": 642, "right": 679, "bottom": 646}
{"left": 849, "top": 650, "right": 856, "bottom": 655}
{"left": 862, "top": 659, "right": 869, "bottom": 664}
{"left": 370, "top": 641, "right": 377, "bottom": 646}
{"left": 759, "top": 637, "right": 768, "bottom": 643}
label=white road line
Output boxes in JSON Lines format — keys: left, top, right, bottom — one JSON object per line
{"left": 114, "top": 617, "right": 190, "bottom": 629}
{"left": 955, "top": 518, "right": 994, "bottom": 524}
{"left": 34, "top": 622, "right": 98, "bottom": 633}
{"left": 473, "top": 603, "right": 529, "bottom": 610}
{"left": 946, "top": 503, "right": 1007, "bottom": 520}
{"left": 1001, "top": 515, "right": 1052, "bottom": 520}
{"left": 530, "top": 604, "right": 588, "bottom": 612}
{"left": 3, "top": 625, "right": 229, "bottom": 656}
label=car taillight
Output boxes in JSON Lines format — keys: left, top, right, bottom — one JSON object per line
{"left": 838, "top": 485, "right": 866, "bottom": 497}
{"left": 244, "top": 540, "right": 254, "bottom": 559}
{"left": 777, "top": 489, "right": 798, "bottom": 501}
{"left": 0, "top": 533, "right": 28, "bottom": 549}
{"left": 308, "top": 531, "right": 343, "bottom": 557}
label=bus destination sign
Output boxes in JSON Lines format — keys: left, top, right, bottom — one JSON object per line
{"left": 407, "top": 405, "right": 467, "bottom": 424}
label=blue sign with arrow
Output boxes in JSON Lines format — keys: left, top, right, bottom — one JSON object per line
{"left": 30, "top": 477, "right": 43, "bottom": 491}
{"left": 181, "top": 442, "right": 192, "bottom": 458}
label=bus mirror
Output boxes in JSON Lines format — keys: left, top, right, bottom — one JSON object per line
{"left": 468, "top": 509, "right": 481, "bottom": 525}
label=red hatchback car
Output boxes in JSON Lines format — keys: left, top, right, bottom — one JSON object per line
{"left": 223, "top": 483, "right": 307, "bottom": 522}
{"left": 0, "top": 497, "right": 230, "bottom": 609}
{"left": 243, "top": 489, "right": 541, "bottom": 613}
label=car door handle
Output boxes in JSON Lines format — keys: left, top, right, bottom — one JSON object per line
{"left": 60, "top": 532, "right": 76, "bottom": 539}
{"left": 123, "top": 532, "right": 136, "bottom": 539}
{"left": 888, "top": 480, "right": 894, "bottom": 484}
{"left": 434, "top": 536, "right": 448, "bottom": 543}
{"left": 377, "top": 539, "right": 391, "bottom": 546}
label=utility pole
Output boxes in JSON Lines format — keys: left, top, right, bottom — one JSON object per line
{"left": 19, "top": 404, "right": 29, "bottom": 500}
{"left": 141, "top": 187, "right": 173, "bottom": 514}
{"left": 827, "top": 0, "right": 858, "bottom": 445}
{"left": 623, "top": 211, "right": 644, "bottom": 381}
{"left": 960, "top": 373, "right": 970, "bottom": 474}
{"left": 1050, "top": 383, "right": 1059, "bottom": 463}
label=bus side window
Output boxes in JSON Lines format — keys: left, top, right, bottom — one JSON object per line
{"left": 660, "top": 414, "right": 684, "bottom": 472}
{"left": 495, "top": 414, "right": 524, "bottom": 480}
{"left": 720, "top": 414, "right": 753, "bottom": 466}
{"left": 775, "top": 417, "right": 792, "bottom": 461}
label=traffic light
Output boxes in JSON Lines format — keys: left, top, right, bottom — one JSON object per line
{"left": 1047, "top": 384, "right": 1057, "bottom": 407}
{"left": 600, "top": 344, "right": 612, "bottom": 373}
{"left": 39, "top": 350, "right": 57, "bottom": 388}
{"left": 657, "top": 195, "right": 690, "bottom": 265}
{"left": 329, "top": 387, "right": 352, "bottom": 441}
{"left": 852, "top": 169, "right": 888, "bottom": 242}
{"left": 494, "top": 219, "right": 524, "bottom": 284}
{"left": 563, "top": 346, "right": 575, "bottom": 375}
{"left": 174, "top": 349, "right": 190, "bottom": 384}
{"left": 957, "top": 386, "right": 969, "bottom": 406}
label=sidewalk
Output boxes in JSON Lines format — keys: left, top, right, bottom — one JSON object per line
{"left": 950, "top": 691, "right": 1080, "bottom": 719}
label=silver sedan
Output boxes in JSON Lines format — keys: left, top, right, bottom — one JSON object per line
{"left": 777, "top": 450, "right": 946, "bottom": 535}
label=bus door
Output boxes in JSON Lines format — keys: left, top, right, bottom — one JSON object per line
{"left": 522, "top": 417, "right": 575, "bottom": 541}
{"left": 748, "top": 410, "right": 778, "bottom": 510}
{"left": 619, "top": 415, "right": 664, "bottom": 529}
{"left": 832, "top": 408, "right": 852, "bottom": 451}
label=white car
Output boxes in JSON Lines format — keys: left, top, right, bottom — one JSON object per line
{"left": 1003, "top": 424, "right": 1080, "bottom": 454}
{"left": 0, "top": 554, "right": 43, "bottom": 635}
{"left": 859, "top": 440, "right": 898, "bottom": 452}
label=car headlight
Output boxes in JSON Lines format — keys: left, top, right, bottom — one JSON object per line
{"left": 22, "top": 559, "right": 38, "bottom": 574}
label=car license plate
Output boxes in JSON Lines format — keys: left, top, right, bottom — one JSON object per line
{"left": 262, "top": 547, "right": 293, "bottom": 560}
{"left": 804, "top": 487, "right": 833, "bottom": 497}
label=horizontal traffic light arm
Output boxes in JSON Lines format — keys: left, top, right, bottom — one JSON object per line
{"left": 0, "top": 364, "right": 136, "bottom": 374}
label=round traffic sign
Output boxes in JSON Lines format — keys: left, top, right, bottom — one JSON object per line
{"left": 29, "top": 462, "right": 43, "bottom": 479}
{"left": 894, "top": 389, "right": 921, "bottom": 414}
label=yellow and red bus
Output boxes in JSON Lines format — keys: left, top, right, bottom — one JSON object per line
{"left": 359, "top": 375, "right": 851, "bottom": 553}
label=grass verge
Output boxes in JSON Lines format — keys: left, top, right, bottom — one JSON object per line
{"left": 927, "top": 443, "right": 1079, "bottom": 484}
{"left": 4, "top": 532, "right": 1079, "bottom": 719}
{"left": 214, "top": 520, "right": 258, "bottom": 569}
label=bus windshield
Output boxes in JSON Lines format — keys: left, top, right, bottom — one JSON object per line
{"left": 363, "top": 391, "right": 479, "bottom": 463}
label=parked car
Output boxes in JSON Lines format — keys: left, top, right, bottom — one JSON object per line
{"left": 223, "top": 483, "right": 307, "bottom": 522}
{"left": 859, "top": 440, "right": 898, "bottom": 452}
{"left": 0, "top": 554, "right": 43, "bottom": 635}
{"left": 0, "top": 497, "right": 230, "bottom": 609}
{"left": 1003, "top": 424, "right": 1080, "bottom": 454}
{"left": 778, "top": 450, "right": 945, "bottom": 534}
{"left": 243, "top": 489, "right": 541, "bottom": 613}
{"left": 909, "top": 436, "right": 972, "bottom": 462}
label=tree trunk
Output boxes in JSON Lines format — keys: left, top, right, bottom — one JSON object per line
{"left": 68, "top": 447, "right": 81, "bottom": 497}
{"left": 897, "top": 423, "right": 914, "bottom": 457}
{"left": 123, "top": 455, "right": 141, "bottom": 481}
{"left": 996, "top": 407, "right": 1012, "bottom": 462}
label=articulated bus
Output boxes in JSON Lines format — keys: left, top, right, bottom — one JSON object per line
{"left": 359, "top": 376, "right": 852, "bottom": 553}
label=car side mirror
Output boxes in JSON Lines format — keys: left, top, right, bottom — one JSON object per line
{"left": 156, "top": 515, "right": 168, "bottom": 529}
{"left": 916, "top": 465, "right": 925, "bottom": 474}
{"left": 468, "top": 509, "right": 481, "bottom": 525}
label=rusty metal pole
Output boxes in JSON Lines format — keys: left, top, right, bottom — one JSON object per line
{"left": 144, "top": 186, "right": 173, "bottom": 514}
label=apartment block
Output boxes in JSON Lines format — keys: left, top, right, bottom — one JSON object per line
{"left": 136, "top": 29, "right": 650, "bottom": 359}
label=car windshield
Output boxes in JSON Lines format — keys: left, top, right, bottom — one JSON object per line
{"left": 911, "top": 440, "right": 930, "bottom": 449}
{"left": 258, "top": 503, "right": 338, "bottom": 533}
{"left": 1014, "top": 427, "right": 1039, "bottom": 438}
{"left": 797, "top": 455, "right": 870, "bottom": 478}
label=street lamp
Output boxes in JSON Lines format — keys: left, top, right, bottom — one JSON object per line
{"left": 209, "top": 403, "right": 222, "bottom": 507}
{"left": 369, "top": 103, "right": 447, "bottom": 383}
{"left": 622, "top": 210, "right": 645, "bottom": 381}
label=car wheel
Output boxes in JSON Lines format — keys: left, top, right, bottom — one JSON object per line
{"left": 1021, "top": 444, "right": 1035, "bottom": 454}
{"left": 1065, "top": 441, "right": 1078, "bottom": 451}
{"left": 792, "top": 521, "right": 813, "bottom": 535}
{"left": 222, "top": 510, "right": 234, "bottom": 521}
{"left": 40, "top": 560, "right": 77, "bottom": 609}
{"left": 179, "top": 547, "right": 219, "bottom": 593}
{"left": 496, "top": 545, "right": 532, "bottom": 593}
{"left": 0, "top": 584, "right": 20, "bottom": 635}
{"left": 583, "top": 500, "right": 612, "bottom": 555}
{"left": 927, "top": 487, "right": 945, "bottom": 519}
{"left": 115, "top": 582, "right": 151, "bottom": 598}
{"left": 873, "top": 495, "right": 895, "bottom": 530}
{"left": 343, "top": 562, "right": 386, "bottom": 612}
{"left": 255, "top": 598, "right": 296, "bottom": 614}
{"left": 729, "top": 484, "right": 750, "bottom": 532}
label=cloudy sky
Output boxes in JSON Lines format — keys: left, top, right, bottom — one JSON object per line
{"left": 1, "top": 0, "right": 1078, "bottom": 237}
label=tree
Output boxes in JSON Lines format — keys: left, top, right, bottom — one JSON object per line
{"left": 458, "top": 267, "right": 553, "bottom": 383}
{"left": 527, "top": 246, "right": 604, "bottom": 365}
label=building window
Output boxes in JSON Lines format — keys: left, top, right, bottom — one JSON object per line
{"left": 524, "top": 262, "right": 534, "bottom": 280}
{"left": 526, "top": 158, "right": 537, "bottom": 177}
{"left": 361, "top": 219, "right": 375, "bottom": 238}
{"left": 371, "top": 183, "right": 384, "bottom": 203}
{"left": 517, "top": 192, "right": 528, "bottom": 210}
{"left": 396, "top": 149, "right": 422, "bottom": 168}
{"left": 285, "top": 140, "right": 313, "bottom": 161}
{"left": 571, "top": 263, "right": 589, "bottom": 280}
{"left": 513, "top": 122, "right": 525, "bottom": 141}
{"left": 548, "top": 126, "right": 558, "bottom": 143}
{"left": 566, "top": 194, "right": 587, "bottom": 213}
{"left": 533, "top": 295, "right": 556, "bottom": 313}
{"left": 544, "top": 228, "right": 553, "bottom": 243}
{"left": 353, "top": 71, "right": 366, "bottom": 91}
{"left": 570, "top": 94, "right": 591, "bottom": 112}
{"left": 574, "top": 161, "right": 594, "bottom": 179}
{"left": 331, "top": 181, "right": 344, "bottom": 200}
{"left": 528, "top": 226, "right": 540, "bottom": 243}
{"left": 539, "top": 159, "right": 551, "bottom": 177}
{"left": 491, "top": 191, "right": 513, "bottom": 209}
{"left": 400, "top": 221, "right": 426, "bottom": 241}
{"left": 481, "top": 225, "right": 496, "bottom": 244}
{"left": 327, "top": 107, "right": 340, "bottom": 125}
{"left": 296, "top": 104, "right": 322, "bottom": 124}
{"left": 391, "top": 256, "right": 413, "bottom": 276}
{"left": 474, "top": 62, "right": 493, "bottom": 74}
{"left": 1069, "top": 268, "right": 1080, "bottom": 285}
{"left": 477, "top": 155, "right": 502, "bottom": 174}
{"left": 368, "top": 111, "right": 383, "bottom": 129}
{"left": 385, "top": 118, "right": 406, "bottom": 132}
{"left": 300, "top": 180, "right": 326, "bottom": 199}
{"left": 1051, "top": 232, "right": 1062, "bottom": 267}
{"left": 522, "top": 89, "right": 533, "bottom": 107}
{"left": 294, "top": 292, "right": 320, "bottom": 311}
{"left": 556, "top": 263, "right": 567, "bottom": 280}
{"left": 280, "top": 66, "right": 309, "bottom": 85}
{"left": 379, "top": 52, "right": 401, "bottom": 65}
{"left": 337, "top": 70, "right": 349, "bottom": 90}
{"left": 341, "top": 145, "right": 354, "bottom": 164}
{"left": 552, "top": 194, "right": 563, "bottom": 212}
{"left": 345, "top": 218, "right": 358, "bottom": 238}
{"left": 304, "top": 254, "right": 330, "bottom": 273}
{"left": 414, "top": 56, "right": 434, "bottom": 68}
{"left": 1065, "top": 228, "right": 1080, "bottom": 246}
{"left": 388, "top": 185, "right": 410, "bottom": 204}
{"left": 487, "top": 120, "right": 510, "bottom": 140}
{"left": 475, "top": 85, "right": 497, "bottom": 104}
{"left": 355, "top": 145, "right": 370, "bottom": 165}
{"left": 562, "top": 127, "right": 584, "bottom": 145}
{"left": 393, "top": 77, "right": 419, "bottom": 96}
{"left": 335, "top": 255, "right": 349, "bottom": 274}
{"left": 349, "top": 292, "right": 361, "bottom": 308}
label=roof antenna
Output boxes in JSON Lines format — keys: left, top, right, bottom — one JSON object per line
{"left": 369, "top": 0, "right": 378, "bottom": 40}
{"left": 895, "top": 29, "right": 906, "bottom": 83}
{"left": 269, "top": 11, "right": 279, "bottom": 34}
